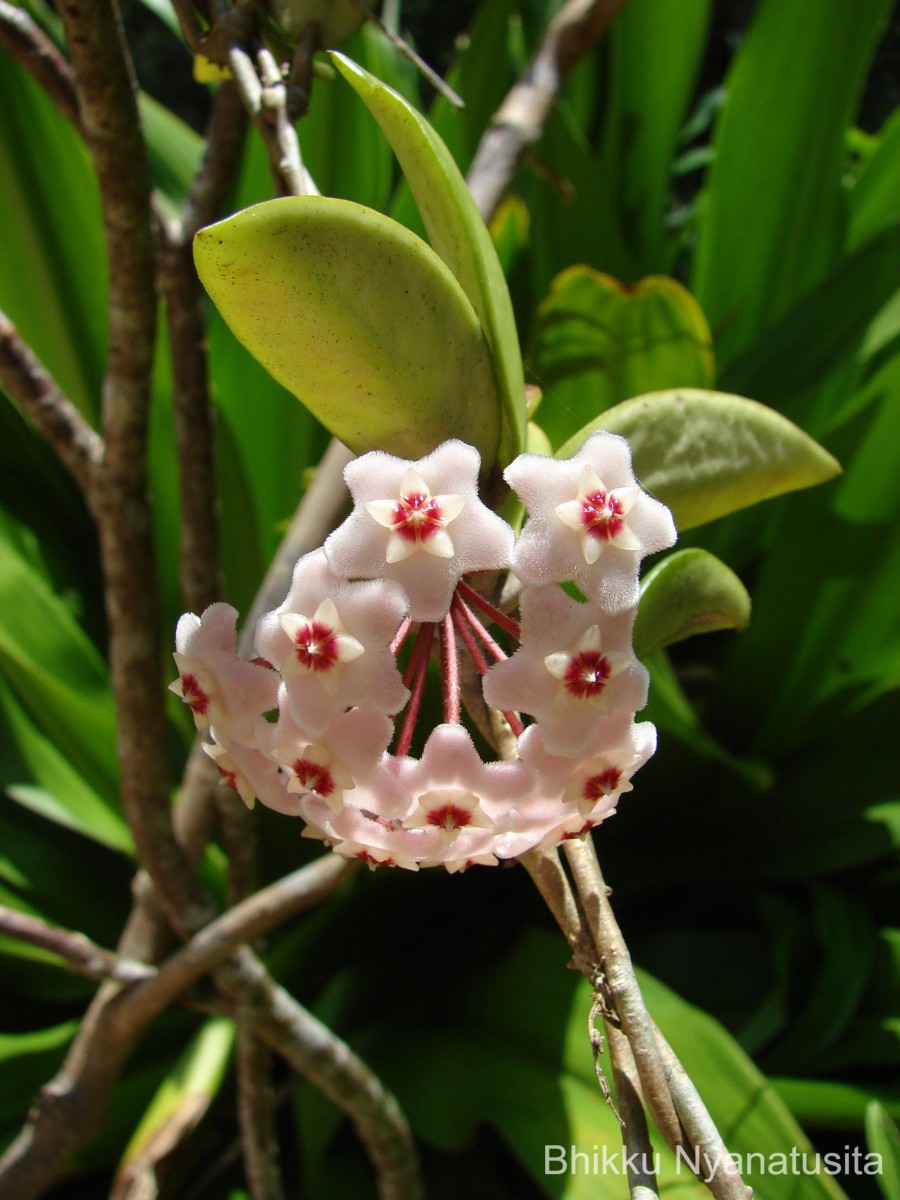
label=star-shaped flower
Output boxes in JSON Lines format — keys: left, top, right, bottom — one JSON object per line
{"left": 256, "top": 550, "right": 409, "bottom": 735}
{"left": 265, "top": 707, "right": 396, "bottom": 815}
{"left": 505, "top": 431, "right": 676, "bottom": 612}
{"left": 170, "top": 603, "right": 278, "bottom": 745}
{"left": 517, "top": 714, "right": 656, "bottom": 819}
{"left": 204, "top": 730, "right": 299, "bottom": 816}
{"left": 482, "top": 586, "right": 649, "bottom": 756}
{"left": 324, "top": 441, "right": 514, "bottom": 621}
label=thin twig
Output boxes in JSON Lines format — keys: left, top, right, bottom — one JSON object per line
{"left": 605, "top": 1023, "right": 660, "bottom": 1200}
{"left": 160, "top": 81, "right": 249, "bottom": 614}
{"left": 0, "top": 310, "right": 102, "bottom": 498}
{"left": 650, "top": 1021, "right": 752, "bottom": 1200}
{"left": 466, "top": 0, "right": 630, "bottom": 222}
{"left": 0, "top": 0, "right": 82, "bottom": 130}
{"left": 563, "top": 836, "right": 685, "bottom": 1154}
{"left": 0, "top": 905, "right": 153, "bottom": 985}
{"left": 349, "top": 0, "right": 464, "bottom": 109}
{"left": 217, "top": 765, "right": 286, "bottom": 1200}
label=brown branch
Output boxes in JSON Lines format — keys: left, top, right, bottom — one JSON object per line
{"left": 0, "top": 310, "right": 102, "bottom": 497}
{"left": 0, "top": 0, "right": 82, "bottom": 131}
{"left": 58, "top": 0, "right": 210, "bottom": 932}
{"left": 160, "top": 80, "right": 248, "bottom": 614}
{"left": 216, "top": 754, "right": 285, "bottom": 1200}
{"left": 0, "top": 905, "right": 153, "bottom": 985}
{"left": 466, "top": 0, "right": 630, "bottom": 222}
{"left": 217, "top": 948, "right": 425, "bottom": 1200}
{"left": 236, "top": 1034, "right": 287, "bottom": 1200}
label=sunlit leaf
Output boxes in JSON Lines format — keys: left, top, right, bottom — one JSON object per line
{"left": 559, "top": 389, "right": 841, "bottom": 530}
{"left": 530, "top": 268, "right": 714, "bottom": 448}
{"left": 195, "top": 196, "right": 502, "bottom": 463}
{"left": 634, "top": 548, "right": 750, "bottom": 657}
{"left": 330, "top": 52, "right": 526, "bottom": 463}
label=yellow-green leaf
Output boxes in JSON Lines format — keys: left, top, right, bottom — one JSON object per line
{"left": 330, "top": 52, "right": 526, "bottom": 464}
{"left": 529, "top": 267, "right": 714, "bottom": 449}
{"left": 559, "top": 388, "right": 841, "bottom": 530}
{"left": 194, "top": 196, "right": 501, "bottom": 462}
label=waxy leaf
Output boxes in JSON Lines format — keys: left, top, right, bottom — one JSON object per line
{"left": 529, "top": 266, "right": 714, "bottom": 448}
{"left": 634, "top": 548, "right": 751, "bottom": 657}
{"left": 194, "top": 197, "right": 501, "bottom": 462}
{"left": 559, "top": 389, "right": 842, "bottom": 530}
{"left": 330, "top": 52, "right": 526, "bottom": 463}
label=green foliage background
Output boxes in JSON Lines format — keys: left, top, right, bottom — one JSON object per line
{"left": 0, "top": 1, "right": 898, "bottom": 1197}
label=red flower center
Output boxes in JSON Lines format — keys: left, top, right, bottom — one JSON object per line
{"left": 580, "top": 489, "right": 625, "bottom": 541}
{"left": 180, "top": 672, "right": 210, "bottom": 716}
{"left": 425, "top": 803, "right": 473, "bottom": 831}
{"left": 292, "top": 758, "right": 334, "bottom": 797}
{"left": 292, "top": 620, "right": 340, "bottom": 672}
{"left": 563, "top": 650, "right": 612, "bottom": 700}
{"left": 391, "top": 492, "right": 445, "bottom": 545}
{"left": 582, "top": 766, "right": 622, "bottom": 802}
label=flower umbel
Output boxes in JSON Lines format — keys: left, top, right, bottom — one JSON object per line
{"left": 172, "top": 439, "right": 674, "bottom": 871}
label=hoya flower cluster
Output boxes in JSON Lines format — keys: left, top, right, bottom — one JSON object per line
{"left": 171, "top": 435, "right": 676, "bottom": 872}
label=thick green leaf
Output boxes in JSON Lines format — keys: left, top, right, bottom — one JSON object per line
{"left": 330, "top": 52, "right": 526, "bottom": 463}
{"left": 530, "top": 268, "right": 714, "bottom": 448}
{"left": 692, "top": 0, "right": 893, "bottom": 365}
{"left": 867, "top": 1102, "right": 900, "bottom": 1200}
{"left": 598, "top": 0, "right": 712, "bottom": 272}
{"left": 195, "top": 196, "right": 502, "bottom": 462}
{"left": 634, "top": 548, "right": 750, "bottom": 657}
{"left": 204, "top": 130, "right": 329, "bottom": 611}
{"left": 558, "top": 389, "right": 842, "bottom": 530}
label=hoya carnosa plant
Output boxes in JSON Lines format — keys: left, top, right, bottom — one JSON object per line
{"left": 172, "top": 433, "right": 673, "bottom": 871}
{"left": 185, "top": 54, "right": 840, "bottom": 873}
